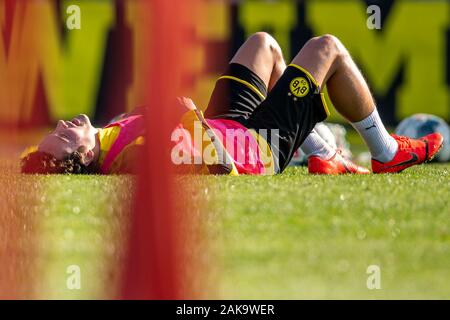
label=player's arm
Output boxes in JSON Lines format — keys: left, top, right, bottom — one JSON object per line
{"left": 177, "top": 97, "right": 239, "bottom": 176}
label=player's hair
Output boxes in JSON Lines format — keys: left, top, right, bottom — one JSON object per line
{"left": 21, "top": 151, "right": 97, "bottom": 174}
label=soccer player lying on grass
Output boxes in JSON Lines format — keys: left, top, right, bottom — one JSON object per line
{"left": 21, "top": 33, "right": 443, "bottom": 175}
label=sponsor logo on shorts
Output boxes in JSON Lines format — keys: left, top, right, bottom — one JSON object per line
{"left": 289, "top": 77, "right": 309, "bottom": 98}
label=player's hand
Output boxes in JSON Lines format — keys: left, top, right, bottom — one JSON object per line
{"left": 176, "top": 96, "right": 197, "bottom": 111}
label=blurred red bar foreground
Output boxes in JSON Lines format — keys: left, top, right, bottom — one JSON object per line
{"left": 120, "top": 0, "right": 197, "bottom": 299}
{"left": 0, "top": 0, "right": 35, "bottom": 299}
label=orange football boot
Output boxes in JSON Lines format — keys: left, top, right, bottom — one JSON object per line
{"left": 308, "top": 151, "right": 370, "bottom": 175}
{"left": 372, "top": 133, "right": 443, "bottom": 174}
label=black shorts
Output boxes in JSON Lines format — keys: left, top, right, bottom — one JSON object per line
{"left": 205, "top": 63, "right": 329, "bottom": 173}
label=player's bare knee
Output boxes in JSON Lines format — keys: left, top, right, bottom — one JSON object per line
{"left": 322, "top": 34, "right": 349, "bottom": 57}
{"left": 250, "top": 32, "right": 283, "bottom": 61}
{"left": 313, "top": 34, "right": 339, "bottom": 53}
{"left": 250, "top": 31, "right": 275, "bottom": 45}
{"left": 306, "top": 34, "right": 347, "bottom": 63}
{"left": 269, "top": 39, "right": 284, "bottom": 65}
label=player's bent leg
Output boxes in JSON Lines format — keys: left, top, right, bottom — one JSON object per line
{"left": 291, "top": 34, "right": 374, "bottom": 121}
{"left": 291, "top": 34, "right": 443, "bottom": 173}
{"left": 204, "top": 32, "right": 287, "bottom": 121}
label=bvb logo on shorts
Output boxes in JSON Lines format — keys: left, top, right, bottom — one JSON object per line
{"left": 289, "top": 77, "right": 309, "bottom": 98}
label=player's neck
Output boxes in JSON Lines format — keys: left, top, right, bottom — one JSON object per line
{"left": 92, "top": 129, "right": 101, "bottom": 165}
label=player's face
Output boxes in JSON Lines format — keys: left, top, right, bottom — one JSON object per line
{"left": 38, "top": 114, "right": 98, "bottom": 163}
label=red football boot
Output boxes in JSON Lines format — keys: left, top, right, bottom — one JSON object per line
{"left": 372, "top": 133, "right": 443, "bottom": 174}
{"left": 308, "top": 151, "right": 370, "bottom": 175}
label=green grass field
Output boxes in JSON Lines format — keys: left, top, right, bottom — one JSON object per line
{"left": 0, "top": 171, "right": 134, "bottom": 299}
{"left": 1, "top": 144, "right": 450, "bottom": 299}
{"left": 206, "top": 164, "right": 450, "bottom": 299}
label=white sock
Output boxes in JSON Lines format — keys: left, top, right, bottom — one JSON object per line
{"left": 351, "top": 108, "right": 398, "bottom": 162}
{"left": 300, "top": 129, "right": 336, "bottom": 160}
